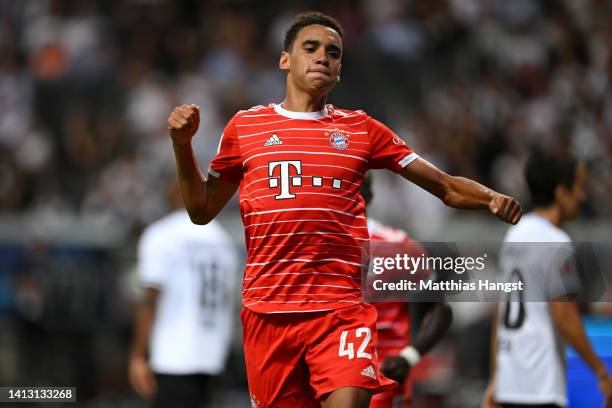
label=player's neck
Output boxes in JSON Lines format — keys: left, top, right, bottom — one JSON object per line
{"left": 282, "top": 85, "right": 328, "bottom": 112}
{"left": 532, "top": 206, "right": 563, "bottom": 227}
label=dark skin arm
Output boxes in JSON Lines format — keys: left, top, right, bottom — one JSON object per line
{"left": 550, "top": 301, "right": 612, "bottom": 407}
{"left": 381, "top": 302, "right": 453, "bottom": 383}
{"left": 168, "top": 104, "right": 238, "bottom": 225}
{"left": 401, "top": 158, "right": 522, "bottom": 224}
{"left": 411, "top": 302, "right": 453, "bottom": 353}
{"left": 384, "top": 157, "right": 518, "bottom": 383}
{"left": 128, "top": 288, "right": 159, "bottom": 401}
{"left": 483, "top": 302, "right": 612, "bottom": 408}
{"left": 482, "top": 306, "right": 501, "bottom": 408}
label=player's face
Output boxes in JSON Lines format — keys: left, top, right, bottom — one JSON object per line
{"left": 279, "top": 24, "right": 342, "bottom": 96}
{"left": 559, "top": 164, "right": 587, "bottom": 221}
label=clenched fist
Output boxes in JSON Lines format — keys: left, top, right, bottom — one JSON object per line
{"left": 128, "top": 356, "right": 157, "bottom": 401}
{"left": 597, "top": 373, "right": 612, "bottom": 408}
{"left": 167, "top": 104, "right": 200, "bottom": 146}
{"left": 489, "top": 194, "right": 522, "bottom": 225}
{"left": 381, "top": 355, "right": 410, "bottom": 384}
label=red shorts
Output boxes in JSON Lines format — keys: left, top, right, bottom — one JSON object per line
{"left": 369, "top": 354, "right": 413, "bottom": 408}
{"left": 242, "top": 303, "right": 396, "bottom": 408}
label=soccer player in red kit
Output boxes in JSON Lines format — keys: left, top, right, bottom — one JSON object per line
{"left": 167, "top": 11, "right": 522, "bottom": 408}
{"left": 361, "top": 174, "right": 452, "bottom": 408}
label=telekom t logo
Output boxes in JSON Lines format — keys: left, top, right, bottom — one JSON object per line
{"left": 268, "top": 160, "right": 302, "bottom": 199}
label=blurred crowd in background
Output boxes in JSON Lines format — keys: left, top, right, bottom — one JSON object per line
{"left": 0, "top": 0, "right": 611, "bottom": 406}
{"left": 1, "top": 0, "right": 612, "bottom": 233}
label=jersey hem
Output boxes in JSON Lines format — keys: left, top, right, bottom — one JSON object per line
{"left": 243, "top": 299, "right": 363, "bottom": 314}
{"left": 316, "top": 379, "right": 397, "bottom": 399}
{"left": 140, "top": 281, "right": 162, "bottom": 290}
{"left": 495, "top": 392, "right": 567, "bottom": 407}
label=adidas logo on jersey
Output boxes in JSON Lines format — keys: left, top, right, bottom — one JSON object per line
{"left": 360, "top": 365, "right": 377, "bottom": 380}
{"left": 264, "top": 134, "right": 282, "bottom": 146}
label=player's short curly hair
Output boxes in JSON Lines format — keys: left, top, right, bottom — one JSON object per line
{"left": 283, "top": 11, "right": 344, "bottom": 52}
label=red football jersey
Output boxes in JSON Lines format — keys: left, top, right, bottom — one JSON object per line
{"left": 209, "top": 103, "right": 417, "bottom": 313}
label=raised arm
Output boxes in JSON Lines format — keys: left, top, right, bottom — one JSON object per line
{"left": 168, "top": 104, "right": 238, "bottom": 225}
{"left": 400, "top": 158, "right": 522, "bottom": 224}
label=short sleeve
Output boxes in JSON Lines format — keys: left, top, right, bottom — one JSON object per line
{"left": 137, "top": 228, "right": 170, "bottom": 289}
{"left": 545, "top": 243, "right": 581, "bottom": 300}
{"left": 367, "top": 117, "right": 418, "bottom": 172}
{"left": 208, "top": 116, "right": 242, "bottom": 184}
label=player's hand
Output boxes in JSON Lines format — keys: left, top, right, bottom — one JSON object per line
{"left": 128, "top": 356, "right": 157, "bottom": 401}
{"left": 481, "top": 381, "right": 501, "bottom": 408}
{"left": 381, "top": 356, "right": 410, "bottom": 384}
{"left": 597, "top": 373, "right": 612, "bottom": 407}
{"left": 489, "top": 194, "right": 522, "bottom": 225}
{"left": 168, "top": 104, "right": 200, "bottom": 146}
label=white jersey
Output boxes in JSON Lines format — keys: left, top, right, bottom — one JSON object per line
{"left": 137, "top": 211, "right": 239, "bottom": 375}
{"left": 494, "top": 213, "right": 579, "bottom": 407}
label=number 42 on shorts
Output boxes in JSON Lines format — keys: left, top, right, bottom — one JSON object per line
{"left": 338, "top": 328, "right": 372, "bottom": 360}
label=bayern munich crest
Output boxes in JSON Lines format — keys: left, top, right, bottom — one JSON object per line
{"left": 329, "top": 130, "right": 350, "bottom": 150}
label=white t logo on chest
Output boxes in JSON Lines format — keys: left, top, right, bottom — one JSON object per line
{"left": 268, "top": 160, "right": 302, "bottom": 200}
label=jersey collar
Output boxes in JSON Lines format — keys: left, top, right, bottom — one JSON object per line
{"left": 274, "top": 103, "right": 328, "bottom": 120}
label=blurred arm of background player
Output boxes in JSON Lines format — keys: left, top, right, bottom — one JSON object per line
{"left": 401, "top": 159, "right": 522, "bottom": 225}
{"left": 482, "top": 307, "right": 501, "bottom": 408}
{"left": 483, "top": 303, "right": 612, "bottom": 408}
{"left": 128, "top": 288, "right": 159, "bottom": 401}
{"left": 381, "top": 302, "right": 453, "bottom": 383}
{"left": 168, "top": 104, "right": 237, "bottom": 224}
{"left": 549, "top": 301, "right": 612, "bottom": 406}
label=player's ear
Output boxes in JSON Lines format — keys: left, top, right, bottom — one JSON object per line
{"left": 554, "top": 184, "right": 570, "bottom": 205}
{"left": 279, "top": 51, "right": 290, "bottom": 71}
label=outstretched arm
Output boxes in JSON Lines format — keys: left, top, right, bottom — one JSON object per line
{"left": 400, "top": 158, "right": 522, "bottom": 224}
{"left": 168, "top": 104, "right": 238, "bottom": 224}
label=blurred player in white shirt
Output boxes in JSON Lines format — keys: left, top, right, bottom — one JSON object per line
{"left": 483, "top": 152, "right": 612, "bottom": 408}
{"left": 128, "top": 182, "right": 239, "bottom": 408}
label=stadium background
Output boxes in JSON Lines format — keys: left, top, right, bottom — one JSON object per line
{"left": 0, "top": 0, "right": 611, "bottom": 406}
